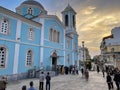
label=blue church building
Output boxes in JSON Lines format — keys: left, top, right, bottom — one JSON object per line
{"left": 0, "top": 0, "right": 78, "bottom": 78}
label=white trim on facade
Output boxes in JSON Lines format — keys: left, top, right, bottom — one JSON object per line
{"left": 13, "top": 20, "right": 21, "bottom": 74}
{"left": 64, "top": 28, "right": 65, "bottom": 66}
{"left": 16, "top": 20, "right": 21, "bottom": 41}
{"left": 72, "top": 36, "right": 74, "bottom": 65}
{"left": 40, "top": 19, "right": 44, "bottom": 67}
{"left": 0, "top": 37, "right": 66, "bottom": 52}
{"left": 13, "top": 44, "right": 20, "bottom": 74}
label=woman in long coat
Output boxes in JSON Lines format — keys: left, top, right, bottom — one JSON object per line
{"left": 85, "top": 69, "right": 89, "bottom": 81}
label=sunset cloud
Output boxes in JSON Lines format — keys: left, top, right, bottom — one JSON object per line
{"left": 76, "top": 11, "right": 120, "bottom": 57}
{"left": 81, "top": 6, "right": 96, "bottom": 15}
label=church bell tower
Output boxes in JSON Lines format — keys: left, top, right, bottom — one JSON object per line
{"left": 61, "top": 4, "right": 76, "bottom": 31}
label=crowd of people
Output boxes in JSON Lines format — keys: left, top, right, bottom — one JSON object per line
{"left": 22, "top": 65, "right": 79, "bottom": 90}
{"left": 21, "top": 65, "right": 79, "bottom": 90}
{"left": 105, "top": 67, "right": 120, "bottom": 90}
{"left": 1, "top": 64, "right": 120, "bottom": 90}
{"left": 21, "top": 65, "right": 120, "bottom": 90}
{"left": 0, "top": 64, "right": 88, "bottom": 90}
{"left": 95, "top": 64, "right": 120, "bottom": 90}
{"left": 21, "top": 72, "right": 51, "bottom": 90}
{"left": 56, "top": 65, "right": 79, "bottom": 75}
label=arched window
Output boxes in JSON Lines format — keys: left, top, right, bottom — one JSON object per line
{"left": 49, "top": 28, "right": 60, "bottom": 43}
{"left": 0, "top": 47, "right": 7, "bottom": 68}
{"left": 27, "top": 8, "right": 33, "bottom": 15}
{"left": 53, "top": 30, "right": 56, "bottom": 42}
{"left": 65, "top": 15, "right": 68, "bottom": 26}
{"left": 0, "top": 19, "right": 9, "bottom": 35}
{"left": 49, "top": 28, "right": 53, "bottom": 41}
{"left": 57, "top": 32, "right": 59, "bottom": 43}
{"left": 26, "top": 50, "right": 33, "bottom": 67}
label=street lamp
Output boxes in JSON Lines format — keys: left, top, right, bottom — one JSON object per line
{"left": 82, "top": 41, "right": 85, "bottom": 69}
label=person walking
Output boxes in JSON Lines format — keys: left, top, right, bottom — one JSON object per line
{"left": 85, "top": 69, "right": 89, "bottom": 81}
{"left": 0, "top": 76, "right": 7, "bottom": 90}
{"left": 46, "top": 72, "right": 51, "bottom": 90}
{"left": 39, "top": 71, "right": 45, "bottom": 90}
{"left": 106, "top": 73, "right": 112, "bottom": 90}
{"left": 97, "top": 65, "right": 100, "bottom": 73}
{"left": 28, "top": 81, "right": 36, "bottom": 90}
{"left": 102, "top": 68, "right": 105, "bottom": 77}
{"left": 81, "top": 67, "right": 84, "bottom": 77}
{"left": 113, "top": 68, "right": 120, "bottom": 90}
{"left": 110, "top": 72, "right": 114, "bottom": 89}
{"left": 61, "top": 65, "right": 64, "bottom": 75}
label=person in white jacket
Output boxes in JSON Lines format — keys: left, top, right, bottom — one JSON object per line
{"left": 39, "top": 72, "right": 45, "bottom": 90}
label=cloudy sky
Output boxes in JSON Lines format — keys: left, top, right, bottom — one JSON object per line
{"left": 1, "top": 0, "right": 120, "bottom": 58}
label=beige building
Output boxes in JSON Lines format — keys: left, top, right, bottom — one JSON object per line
{"left": 100, "top": 27, "right": 120, "bottom": 68}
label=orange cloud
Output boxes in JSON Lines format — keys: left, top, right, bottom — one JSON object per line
{"left": 76, "top": 11, "right": 120, "bottom": 57}
{"left": 81, "top": 6, "right": 96, "bottom": 15}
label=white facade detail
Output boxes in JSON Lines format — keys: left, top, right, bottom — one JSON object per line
{"left": 40, "top": 19, "right": 44, "bottom": 67}
{"left": 13, "top": 44, "right": 20, "bottom": 74}
{"left": 16, "top": 20, "right": 21, "bottom": 41}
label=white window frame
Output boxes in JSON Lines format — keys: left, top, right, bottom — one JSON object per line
{"left": 0, "top": 46, "right": 8, "bottom": 68}
{"left": 27, "top": 7, "right": 33, "bottom": 15}
{"left": 26, "top": 50, "right": 33, "bottom": 67}
{"left": 28, "top": 28, "right": 34, "bottom": 40}
{"left": 0, "top": 18, "right": 9, "bottom": 35}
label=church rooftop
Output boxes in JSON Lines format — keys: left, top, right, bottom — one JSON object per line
{"left": 62, "top": 4, "right": 76, "bottom": 14}
{"left": 21, "top": 0, "right": 45, "bottom": 10}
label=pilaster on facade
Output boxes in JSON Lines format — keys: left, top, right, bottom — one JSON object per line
{"left": 13, "top": 20, "right": 21, "bottom": 74}
{"left": 39, "top": 19, "right": 44, "bottom": 67}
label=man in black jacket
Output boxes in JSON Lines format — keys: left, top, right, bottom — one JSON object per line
{"left": 46, "top": 72, "right": 51, "bottom": 90}
{"left": 114, "top": 68, "right": 120, "bottom": 90}
{"left": 106, "top": 73, "right": 112, "bottom": 90}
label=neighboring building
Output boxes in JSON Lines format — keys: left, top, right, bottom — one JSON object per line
{"left": 78, "top": 46, "right": 91, "bottom": 67}
{"left": 100, "top": 27, "right": 120, "bottom": 68}
{"left": 0, "top": 0, "right": 78, "bottom": 78}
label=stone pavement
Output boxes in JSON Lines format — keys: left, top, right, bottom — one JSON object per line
{"left": 6, "top": 71, "right": 110, "bottom": 90}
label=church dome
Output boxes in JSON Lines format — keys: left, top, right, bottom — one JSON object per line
{"left": 21, "top": 0, "right": 45, "bottom": 10}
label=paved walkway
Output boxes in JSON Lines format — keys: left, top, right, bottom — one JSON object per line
{"left": 6, "top": 71, "right": 109, "bottom": 90}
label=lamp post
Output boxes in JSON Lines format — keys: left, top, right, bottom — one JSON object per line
{"left": 82, "top": 41, "right": 85, "bottom": 69}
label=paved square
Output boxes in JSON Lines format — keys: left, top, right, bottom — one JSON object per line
{"left": 6, "top": 71, "right": 109, "bottom": 90}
